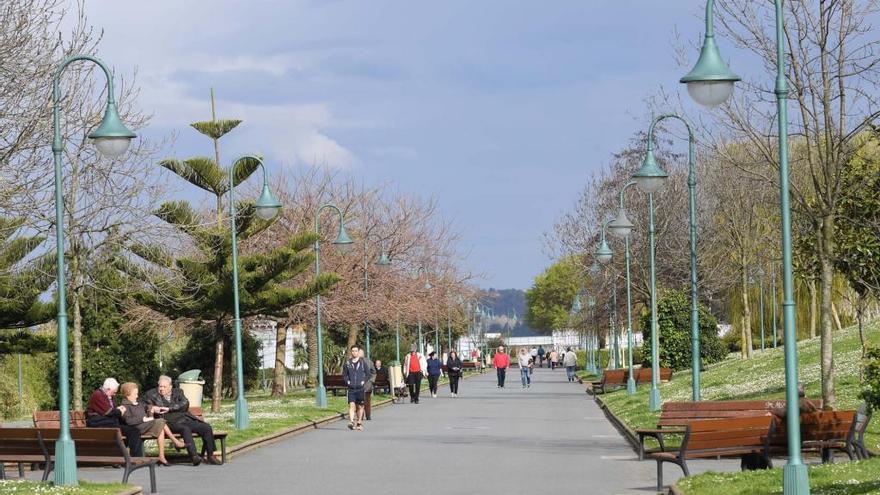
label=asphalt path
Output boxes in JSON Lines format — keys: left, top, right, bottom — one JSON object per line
{"left": 48, "top": 367, "right": 738, "bottom": 494}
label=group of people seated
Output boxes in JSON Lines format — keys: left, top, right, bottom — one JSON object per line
{"left": 85, "top": 375, "right": 221, "bottom": 466}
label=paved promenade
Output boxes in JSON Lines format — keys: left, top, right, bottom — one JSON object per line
{"left": 62, "top": 368, "right": 736, "bottom": 494}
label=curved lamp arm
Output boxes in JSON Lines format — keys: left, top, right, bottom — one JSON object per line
{"left": 618, "top": 180, "right": 638, "bottom": 208}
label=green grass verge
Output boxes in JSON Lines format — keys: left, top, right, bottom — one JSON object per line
{"left": 0, "top": 480, "right": 130, "bottom": 495}
{"left": 677, "top": 456, "right": 880, "bottom": 495}
{"left": 601, "top": 320, "right": 880, "bottom": 453}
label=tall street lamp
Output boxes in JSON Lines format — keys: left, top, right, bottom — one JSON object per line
{"left": 314, "top": 204, "right": 354, "bottom": 407}
{"left": 416, "top": 266, "right": 432, "bottom": 354}
{"left": 631, "top": 136, "right": 669, "bottom": 411}
{"left": 594, "top": 220, "right": 619, "bottom": 369}
{"left": 680, "top": 1, "right": 809, "bottom": 491}
{"left": 51, "top": 55, "right": 136, "bottom": 485}
{"left": 756, "top": 266, "right": 766, "bottom": 352}
{"left": 228, "top": 155, "right": 282, "bottom": 429}
{"left": 609, "top": 180, "right": 638, "bottom": 394}
{"left": 642, "top": 113, "right": 702, "bottom": 401}
{"left": 363, "top": 234, "right": 392, "bottom": 360}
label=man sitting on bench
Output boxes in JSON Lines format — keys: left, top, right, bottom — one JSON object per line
{"left": 145, "top": 375, "right": 220, "bottom": 465}
{"left": 85, "top": 377, "right": 144, "bottom": 457}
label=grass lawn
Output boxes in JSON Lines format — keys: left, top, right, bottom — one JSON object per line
{"left": 677, "top": 456, "right": 880, "bottom": 495}
{"left": 0, "top": 480, "right": 130, "bottom": 495}
{"left": 600, "top": 319, "right": 880, "bottom": 452}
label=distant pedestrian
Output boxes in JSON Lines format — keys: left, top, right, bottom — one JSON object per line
{"left": 563, "top": 347, "right": 578, "bottom": 382}
{"left": 493, "top": 346, "right": 510, "bottom": 388}
{"left": 549, "top": 349, "right": 559, "bottom": 370}
{"left": 359, "top": 349, "right": 377, "bottom": 420}
{"left": 518, "top": 348, "right": 533, "bottom": 388}
{"left": 426, "top": 351, "right": 442, "bottom": 398}
{"left": 446, "top": 351, "right": 463, "bottom": 397}
{"left": 537, "top": 346, "right": 546, "bottom": 367}
{"left": 343, "top": 345, "right": 368, "bottom": 430}
{"left": 403, "top": 345, "right": 427, "bottom": 404}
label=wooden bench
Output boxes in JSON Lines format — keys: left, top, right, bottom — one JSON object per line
{"left": 635, "top": 399, "right": 821, "bottom": 460}
{"left": 41, "top": 427, "right": 158, "bottom": 493}
{"left": 462, "top": 361, "right": 482, "bottom": 373}
{"left": 650, "top": 415, "right": 775, "bottom": 491}
{"left": 323, "top": 374, "right": 348, "bottom": 395}
{"left": 771, "top": 410, "right": 861, "bottom": 462}
{"left": 0, "top": 428, "right": 48, "bottom": 480}
{"left": 372, "top": 374, "right": 391, "bottom": 394}
{"left": 34, "top": 409, "right": 228, "bottom": 464}
{"left": 633, "top": 367, "right": 673, "bottom": 384}
{"left": 587, "top": 369, "right": 627, "bottom": 395}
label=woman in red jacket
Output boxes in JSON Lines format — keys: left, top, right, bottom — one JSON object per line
{"left": 492, "top": 346, "right": 510, "bottom": 388}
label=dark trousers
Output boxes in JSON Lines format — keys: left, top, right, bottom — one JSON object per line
{"left": 364, "top": 390, "right": 373, "bottom": 420}
{"left": 406, "top": 372, "right": 422, "bottom": 402}
{"left": 427, "top": 374, "right": 440, "bottom": 394}
{"left": 496, "top": 368, "right": 506, "bottom": 387}
{"left": 168, "top": 418, "right": 216, "bottom": 458}
{"left": 449, "top": 375, "right": 460, "bottom": 393}
{"left": 86, "top": 415, "right": 144, "bottom": 457}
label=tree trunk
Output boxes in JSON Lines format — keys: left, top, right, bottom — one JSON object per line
{"left": 831, "top": 301, "right": 842, "bottom": 332}
{"left": 307, "top": 323, "right": 318, "bottom": 388}
{"left": 740, "top": 265, "right": 753, "bottom": 358}
{"left": 346, "top": 323, "right": 359, "bottom": 350}
{"left": 71, "top": 258, "right": 83, "bottom": 411}
{"left": 272, "top": 323, "right": 287, "bottom": 396}
{"left": 857, "top": 294, "right": 867, "bottom": 360}
{"left": 809, "top": 279, "right": 818, "bottom": 339}
{"left": 819, "top": 215, "right": 836, "bottom": 410}
{"left": 212, "top": 321, "right": 224, "bottom": 413}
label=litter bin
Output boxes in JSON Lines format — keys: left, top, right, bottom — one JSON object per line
{"left": 178, "top": 369, "right": 206, "bottom": 409}
{"left": 388, "top": 363, "right": 404, "bottom": 403}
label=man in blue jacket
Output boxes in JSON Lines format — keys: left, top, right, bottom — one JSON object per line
{"left": 343, "top": 345, "right": 368, "bottom": 431}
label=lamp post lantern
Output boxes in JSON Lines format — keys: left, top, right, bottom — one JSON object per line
{"left": 642, "top": 113, "right": 702, "bottom": 402}
{"left": 681, "top": 1, "right": 809, "bottom": 491}
{"left": 229, "top": 155, "right": 281, "bottom": 429}
{"left": 314, "top": 204, "right": 354, "bottom": 407}
{"left": 609, "top": 180, "right": 638, "bottom": 394}
{"left": 51, "top": 55, "right": 136, "bottom": 485}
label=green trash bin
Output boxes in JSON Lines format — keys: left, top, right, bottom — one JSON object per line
{"left": 178, "top": 369, "right": 205, "bottom": 409}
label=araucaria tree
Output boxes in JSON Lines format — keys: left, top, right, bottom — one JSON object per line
{"left": 120, "top": 95, "right": 338, "bottom": 412}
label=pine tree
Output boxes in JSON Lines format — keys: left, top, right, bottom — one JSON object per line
{"left": 120, "top": 92, "right": 339, "bottom": 412}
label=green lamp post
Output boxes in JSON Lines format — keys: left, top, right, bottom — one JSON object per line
{"left": 594, "top": 220, "right": 619, "bottom": 369}
{"left": 51, "top": 55, "right": 136, "bottom": 485}
{"left": 363, "top": 234, "right": 392, "bottom": 361}
{"left": 681, "top": 1, "right": 808, "bottom": 491}
{"left": 608, "top": 180, "right": 637, "bottom": 394}
{"left": 416, "top": 266, "right": 431, "bottom": 354}
{"left": 314, "top": 203, "right": 354, "bottom": 407}
{"left": 644, "top": 113, "right": 702, "bottom": 401}
{"left": 755, "top": 266, "right": 766, "bottom": 352}
{"left": 771, "top": 268, "right": 778, "bottom": 348}
{"left": 631, "top": 136, "right": 669, "bottom": 411}
{"left": 228, "top": 155, "right": 282, "bottom": 429}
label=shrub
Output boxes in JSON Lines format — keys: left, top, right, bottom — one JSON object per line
{"left": 860, "top": 346, "right": 880, "bottom": 413}
{"left": 639, "top": 289, "right": 726, "bottom": 371}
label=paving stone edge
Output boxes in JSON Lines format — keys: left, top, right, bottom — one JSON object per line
{"left": 115, "top": 487, "right": 143, "bottom": 495}
{"left": 593, "top": 395, "right": 641, "bottom": 453}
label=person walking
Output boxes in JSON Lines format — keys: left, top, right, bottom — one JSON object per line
{"left": 446, "top": 351, "right": 463, "bottom": 397}
{"left": 343, "top": 345, "right": 368, "bottom": 431}
{"left": 549, "top": 349, "right": 559, "bottom": 370}
{"left": 518, "top": 348, "right": 533, "bottom": 388}
{"left": 426, "top": 351, "right": 442, "bottom": 398}
{"left": 537, "top": 345, "right": 546, "bottom": 368}
{"left": 493, "top": 346, "right": 510, "bottom": 388}
{"left": 403, "top": 345, "right": 427, "bottom": 404}
{"left": 563, "top": 347, "right": 578, "bottom": 382}
{"left": 359, "top": 349, "right": 377, "bottom": 420}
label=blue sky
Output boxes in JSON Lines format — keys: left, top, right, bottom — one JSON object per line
{"left": 80, "top": 1, "right": 715, "bottom": 290}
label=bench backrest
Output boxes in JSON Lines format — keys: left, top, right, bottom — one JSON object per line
{"left": 657, "top": 400, "right": 822, "bottom": 427}
{"left": 601, "top": 369, "right": 627, "bottom": 385}
{"left": 40, "top": 427, "right": 128, "bottom": 460}
{"left": 798, "top": 410, "right": 856, "bottom": 442}
{"left": 188, "top": 406, "right": 206, "bottom": 421}
{"left": 0, "top": 427, "right": 46, "bottom": 458}
{"left": 33, "top": 410, "right": 87, "bottom": 429}
{"left": 634, "top": 367, "right": 673, "bottom": 384}
{"left": 685, "top": 415, "right": 774, "bottom": 453}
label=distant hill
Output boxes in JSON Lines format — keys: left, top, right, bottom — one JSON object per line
{"left": 482, "top": 288, "right": 545, "bottom": 337}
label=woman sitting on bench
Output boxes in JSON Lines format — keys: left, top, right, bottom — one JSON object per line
{"left": 119, "top": 382, "right": 185, "bottom": 465}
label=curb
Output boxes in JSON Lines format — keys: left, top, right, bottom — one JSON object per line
{"left": 668, "top": 483, "right": 684, "bottom": 495}
{"left": 594, "top": 395, "right": 641, "bottom": 454}
{"left": 116, "top": 487, "right": 143, "bottom": 495}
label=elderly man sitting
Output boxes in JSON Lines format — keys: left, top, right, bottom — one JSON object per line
{"left": 144, "top": 375, "right": 220, "bottom": 465}
{"left": 85, "top": 377, "right": 144, "bottom": 457}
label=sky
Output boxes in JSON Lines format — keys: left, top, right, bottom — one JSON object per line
{"left": 75, "top": 1, "right": 718, "bottom": 290}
